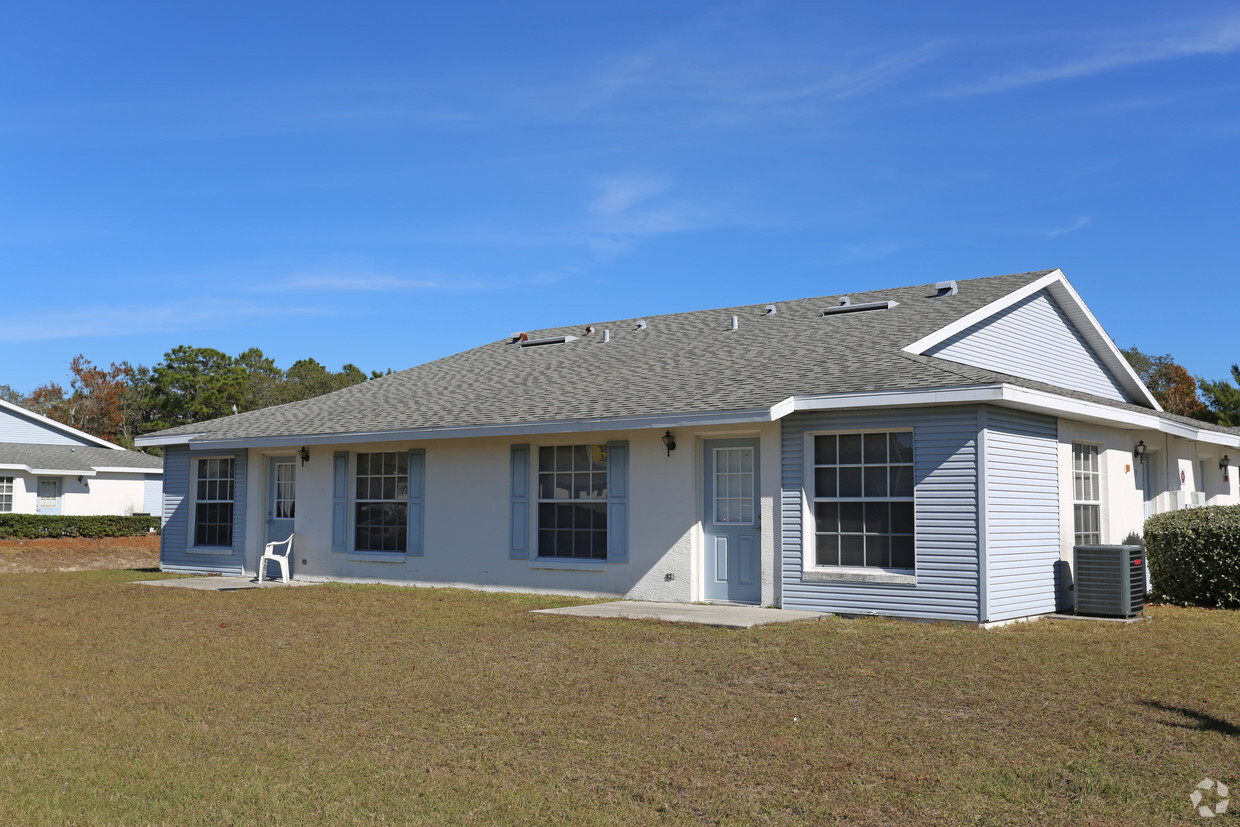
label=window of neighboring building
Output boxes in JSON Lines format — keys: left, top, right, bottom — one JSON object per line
{"left": 0, "top": 476, "right": 12, "bottom": 512}
{"left": 1072, "top": 442, "right": 1101, "bottom": 545}
{"left": 194, "top": 458, "right": 235, "bottom": 547}
{"left": 537, "top": 444, "right": 608, "bottom": 560}
{"left": 355, "top": 452, "right": 408, "bottom": 552}
{"left": 812, "top": 431, "right": 915, "bottom": 569}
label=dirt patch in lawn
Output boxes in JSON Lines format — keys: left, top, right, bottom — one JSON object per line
{"left": 0, "top": 535, "right": 160, "bottom": 574}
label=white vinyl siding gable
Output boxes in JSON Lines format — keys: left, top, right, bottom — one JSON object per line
{"left": 925, "top": 290, "right": 1131, "bottom": 403}
{"left": 0, "top": 407, "right": 97, "bottom": 446}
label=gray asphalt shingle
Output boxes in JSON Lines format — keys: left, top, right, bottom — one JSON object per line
{"left": 0, "top": 443, "right": 163, "bottom": 472}
{"left": 140, "top": 270, "right": 1238, "bottom": 443}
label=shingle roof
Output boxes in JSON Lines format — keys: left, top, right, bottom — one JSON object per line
{"left": 139, "top": 269, "right": 1238, "bottom": 443}
{"left": 0, "top": 443, "right": 163, "bottom": 473}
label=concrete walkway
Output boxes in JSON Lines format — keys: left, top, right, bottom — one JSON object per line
{"left": 533, "top": 601, "right": 829, "bottom": 629}
{"left": 134, "top": 576, "right": 318, "bottom": 591}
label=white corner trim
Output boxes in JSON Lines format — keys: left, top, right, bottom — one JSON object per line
{"left": 899, "top": 270, "right": 1162, "bottom": 412}
{"left": 0, "top": 398, "right": 127, "bottom": 450}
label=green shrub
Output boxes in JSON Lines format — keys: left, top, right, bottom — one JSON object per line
{"left": 0, "top": 514, "right": 160, "bottom": 540}
{"left": 1144, "top": 505, "right": 1240, "bottom": 609}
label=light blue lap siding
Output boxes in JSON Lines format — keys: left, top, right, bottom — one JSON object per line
{"left": 926, "top": 290, "right": 1131, "bottom": 403}
{"left": 0, "top": 407, "right": 95, "bottom": 445}
{"left": 981, "top": 407, "right": 1059, "bottom": 622}
{"left": 159, "top": 448, "right": 247, "bottom": 576}
{"left": 781, "top": 407, "right": 980, "bottom": 622}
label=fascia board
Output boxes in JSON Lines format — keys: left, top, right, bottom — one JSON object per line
{"left": 134, "top": 433, "right": 205, "bottom": 447}
{"left": 1040, "top": 277, "right": 1162, "bottom": 410}
{"left": 0, "top": 399, "right": 125, "bottom": 450}
{"left": 901, "top": 270, "right": 1063, "bottom": 355}
{"left": 185, "top": 408, "right": 776, "bottom": 451}
{"left": 784, "top": 385, "right": 1007, "bottom": 413}
{"left": 0, "top": 464, "right": 97, "bottom": 476}
{"left": 900, "top": 270, "right": 1163, "bottom": 412}
{"left": 91, "top": 466, "right": 163, "bottom": 475}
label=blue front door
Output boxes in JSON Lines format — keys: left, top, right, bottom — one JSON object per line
{"left": 703, "top": 439, "right": 761, "bottom": 604}
{"left": 266, "top": 457, "right": 296, "bottom": 544}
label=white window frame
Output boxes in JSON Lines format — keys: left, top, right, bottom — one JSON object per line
{"left": 1072, "top": 442, "right": 1102, "bottom": 546}
{"left": 352, "top": 451, "right": 410, "bottom": 554}
{"left": 0, "top": 476, "right": 12, "bottom": 513}
{"left": 535, "top": 443, "right": 610, "bottom": 561}
{"left": 192, "top": 456, "right": 235, "bottom": 549}
{"left": 806, "top": 429, "right": 916, "bottom": 574}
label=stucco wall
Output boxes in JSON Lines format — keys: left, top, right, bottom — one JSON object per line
{"left": 237, "top": 422, "right": 781, "bottom": 602}
{"left": 0, "top": 471, "right": 152, "bottom": 516}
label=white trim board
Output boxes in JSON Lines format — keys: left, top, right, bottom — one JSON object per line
{"left": 900, "top": 270, "right": 1161, "bottom": 411}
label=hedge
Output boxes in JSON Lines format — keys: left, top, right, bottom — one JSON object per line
{"left": 0, "top": 514, "right": 161, "bottom": 540}
{"left": 1144, "top": 504, "right": 1240, "bottom": 609}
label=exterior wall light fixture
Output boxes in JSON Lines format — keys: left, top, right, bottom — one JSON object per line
{"left": 1133, "top": 440, "right": 1146, "bottom": 460}
{"left": 1221, "top": 455, "right": 1231, "bottom": 471}
{"left": 661, "top": 430, "right": 677, "bottom": 457}
{"left": 298, "top": 446, "right": 310, "bottom": 466}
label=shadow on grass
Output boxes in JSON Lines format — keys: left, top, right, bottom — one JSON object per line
{"left": 1142, "top": 701, "right": 1240, "bottom": 738}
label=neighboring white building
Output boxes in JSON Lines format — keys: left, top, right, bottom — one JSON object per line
{"left": 0, "top": 399, "right": 163, "bottom": 517}
{"left": 136, "top": 269, "right": 1239, "bottom": 622}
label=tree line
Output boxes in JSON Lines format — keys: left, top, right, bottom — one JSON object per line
{"left": 0, "top": 346, "right": 390, "bottom": 451}
{"left": 1121, "top": 347, "right": 1239, "bottom": 425}
{"left": 2, "top": 343, "right": 1235, "bottom": 453}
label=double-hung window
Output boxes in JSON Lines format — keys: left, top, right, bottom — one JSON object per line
{"left": 1072, "top": 442, "right": 1101, "bottom": 545}
{"left": 0, "top": 476, "right": 12, "bottom": 512}
{"left": 537, "top": 444, "right": 608, "bottom": 560}
{"left": 355, "top": 452, "right": 409, "bottom": 552}
{"left": 194, "top": 458, "right": 235, "bottom": 547}
{"left": 812, "top": 431, "right": 915, "bottom": 569}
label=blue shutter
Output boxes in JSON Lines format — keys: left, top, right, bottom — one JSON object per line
{"left": 407, "top": 449, "right": 425, "bottom": 556}
{"left": 510, "top": 444, "right": 530, "bottom": 559}
{"left": 332, "top": 451, "right": 348, "bottom": 553}
{"left": 606, "top": 441, "right": 628, "bottom": 564}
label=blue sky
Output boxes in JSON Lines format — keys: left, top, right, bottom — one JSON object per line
{"left": 2, "top": 1, "right": 1238, "bottom": 393}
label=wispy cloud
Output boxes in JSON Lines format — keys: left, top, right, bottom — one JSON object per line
{"left": 1034, "top": 216, "right": 1092, "bottom": 238}
{"left": 943, "top": 15, "right": 1240, "bottom": 97}
{"left": 588, "top": 174, "right": 672, "bottom": 217}
{"left": 0, "top": 299, "right": 330, "bottom": 343}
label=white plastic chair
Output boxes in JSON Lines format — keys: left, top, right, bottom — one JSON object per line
{"left": 257, "top": 534, "right": 294, "bottom": 584}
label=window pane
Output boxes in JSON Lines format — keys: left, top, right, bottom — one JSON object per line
{"left": 814, "top": 501, "right": 838, "bottom": 532}
{"left": 815, "top": 468, "right": 836, "bottom": 497}
{"left": 866, "top": 534, "right": 890, "bottom": 568}
{"left": 555, "top": 445, "right": 573, "bottom": 471}
{"left": 839, "top": 502, "right": 863, "bottom": 533}
{"left": 589, "top": 472, "right": 608, "bottom": 498}
{"left": 573, "top": 445, "right": 591, "bottom": 471}
{"left": 538, "top": 447, "right": 554, "bottom": 473}
{"left": 889, "top": 432, "right": 914, "bottom": 463}
{"left": 815, "top": 534, "right": 839, "bottom": 566}
{"left": 891, "top": 502, "right": 914, "bottom": 534}
{"left": 863, "top": 466, "right": 887, "bottom": 497}
{"left": 864, "top": 502, "right": 889, "bottom": 534}
{"left": 740, "top": 449, "right": 752, "bottom": 473}
{"left": 539, "top": 502, "right": 556, "bottom": 529}
{"left": 864, "top": 433, "right": 887, "bottom": 464}
{"left": 890, "top": 465, "right": 914, "bottom": 498}
{"left": 538, "top": 474, "right": 555, "bottom": 499}
{"left": 814, "top": 435, "right": 837, "bottom": 465}
{"left": 555, "top": 473, "right": 572, "bottom": 499}
{"left": 838, "top": 434, "right": 863, "bottom": 464}
{"left": 840, "top": 534, "right": 865, "bottom": 566}
{"left": 891, "top": 535, "right": 915, "bottom": 568}
{"left": 838, "top": 467, "right": 863, "bottom": 498}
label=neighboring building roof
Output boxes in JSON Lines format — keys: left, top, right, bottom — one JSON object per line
{"left": 0, "top": 398, "right": 129, "bottom": 450}
{"left": 135, "top": 269, "right": 1239, "bottom": 448}
{"left": 0, "top": 443, "right": 163, "bottom": 475}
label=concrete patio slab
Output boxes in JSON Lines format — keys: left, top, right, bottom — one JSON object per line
{"left": 134, "top": 576, "right": 318, "bottom": 591}
{"left": 532, "top": 601, "right": 830, "bottom": 629}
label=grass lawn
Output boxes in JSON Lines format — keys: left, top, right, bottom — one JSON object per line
{"left": 1, "top": 571, "right": 1237, "bottom": 825}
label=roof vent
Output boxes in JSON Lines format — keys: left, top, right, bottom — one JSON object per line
{"left": 838, "top": 296, "right": 851, "bottom": 307}
{"left": 510, "top": 332, "right": 529, "bottom": 343}
{"left": 935, "top": 281, "right": 958, "bottom": 297}
{"left": 635, "top": 319, "right": 647, "bottom": 330}
{"left": 603, "top": 329, "right": 610, "bottom": 343}
{"left": 520, "top": 335, "right": 578, "bottom": 348}
{"left": 730, "top": 315, "right": 738, "bottom": 330}
{"left": 822, "top": 300, "right": 899, "bottom": 316}
{"left": 764, "top": 304, "right": 776, "bottom": 315}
